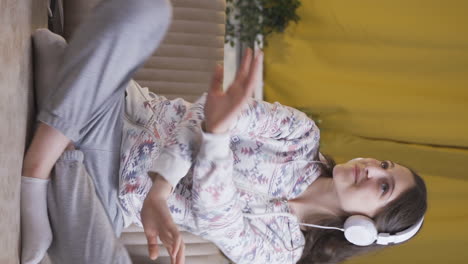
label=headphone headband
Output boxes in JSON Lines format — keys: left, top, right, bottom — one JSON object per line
{"left": 376, "top": 216, "right": 424, "bottom": 245}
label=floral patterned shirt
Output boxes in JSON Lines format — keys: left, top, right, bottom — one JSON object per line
{"left": 118, "top": 80, "right": 322, "bottom": 264}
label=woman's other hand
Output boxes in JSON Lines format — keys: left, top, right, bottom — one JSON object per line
{"left": 203, "top": 48, "right": 263, "bottom": 134}
{"left": 141, "top": 176, "right": 185, "bottom": 264}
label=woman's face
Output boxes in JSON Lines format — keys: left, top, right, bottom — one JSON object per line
{"left": 332, "top": 158, "right": 416, "bottom": 218}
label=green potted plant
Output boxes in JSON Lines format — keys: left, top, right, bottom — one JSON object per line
{"left": 225, "top": 0, "right": 302, "bottom": 49}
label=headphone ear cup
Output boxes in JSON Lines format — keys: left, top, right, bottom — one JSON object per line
{"left": 344, "top": 215, "right": 378, "bottom": 246}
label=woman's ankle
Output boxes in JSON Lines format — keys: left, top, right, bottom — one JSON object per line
{"left": 21, "top": 167, "right": 51, "bottom": 180}
{"left": 65, "top": 142, "right": 76, "bottom": 151}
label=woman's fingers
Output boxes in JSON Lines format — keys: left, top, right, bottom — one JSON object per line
{"left": 172, "top": 231, "right": 182, "bottom": 258}
{"left": 234, "top": 48, "right": 253, "bottom": 87}
{"left": 148, "top": 243, "right": 159, "bottom": 260}
{"left": 146, "top": 230, "right": 183, "bottom": 263}
{"left": 244, "top": 51, "right": 263, "bottom": 97}
{"left": 159, "top": 226, "right": 182, "bottom": 263}
{"left": 175, "top": 241, "right": 186, "bottom": 264}
{"left": 166, "top": 227, "right": 181, "bottom": 262}
{"left": 209, "top": 64, "right": 224, "bottom": 94}
{"left": 145, "top": 234, "right": 159, "bottom": 260}
{"left": 162, "top": 241, "right": 173, "bottom": 262}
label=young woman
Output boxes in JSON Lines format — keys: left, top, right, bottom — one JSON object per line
{"left": 20, "top": 0, "right": 427, "bottom": 263}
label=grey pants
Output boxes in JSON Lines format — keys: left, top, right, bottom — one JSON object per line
{"left": 36, "top": 0, "right": 172, "bottom": 262}
{"left": 47, "top": 151, "right": 131, "bottom": 263}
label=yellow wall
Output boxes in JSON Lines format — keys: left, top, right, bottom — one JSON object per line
{"left": 264, "top": 1, "right": 468, "bottom": 263}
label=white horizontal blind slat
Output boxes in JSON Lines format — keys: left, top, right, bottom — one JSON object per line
{"left": 121, "top": 231, "right": 211, "bottom": 244}
{"left": 143, "top": 56, "right": 222, "bottom": 71}
{"left": 130, "top": 255, "right": 229, "bottom": 264}
{"left": 133, "top": 0, "right": 225, "bottom": 103}
{"left": 172, "top": 0, "right": 225, "bottom": 11}
{"left": 126, "top": 243, "right": 221, "bottom": 257}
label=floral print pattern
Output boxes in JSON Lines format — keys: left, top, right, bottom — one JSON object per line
{"left": 118, "top": 80, "right": 322, "bottom": 263}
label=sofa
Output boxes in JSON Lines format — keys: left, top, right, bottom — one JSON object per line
{"left": 0, "top": 0, "right": 48, "bottom": 263}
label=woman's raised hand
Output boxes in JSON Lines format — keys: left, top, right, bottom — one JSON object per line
{"left": 203, "top": 48, "right": 263, "bottom": 134}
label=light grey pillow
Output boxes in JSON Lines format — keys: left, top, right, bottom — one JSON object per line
{"left": 32, "top": 28, "right": 67, "bottom": 112}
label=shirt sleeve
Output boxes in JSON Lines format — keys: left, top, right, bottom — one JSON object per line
{"left": 149, "top": 93, "right": 319, "bottom": 192}
{"left": 148, "top": 95, "right": 206, "bottom": 190}
{"left": 230, "top": 97, "right": 319, "bottom": 143}
{"left": 189, "top": 128, "right": 303, "bottom": 264}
